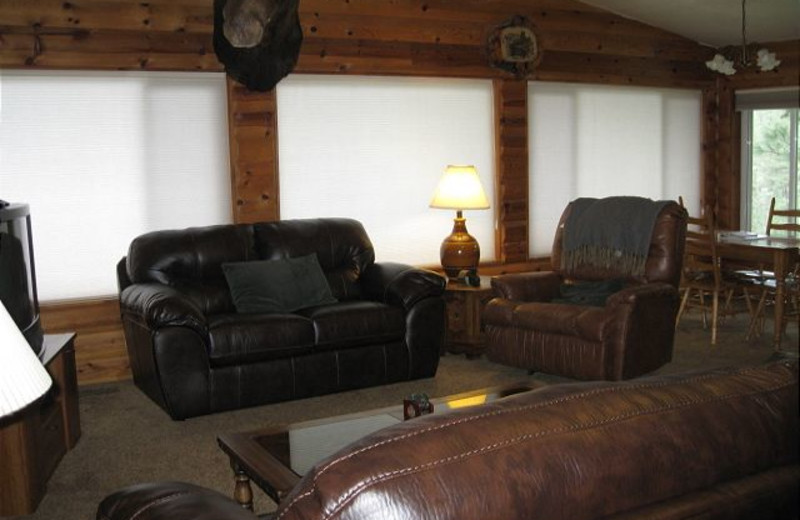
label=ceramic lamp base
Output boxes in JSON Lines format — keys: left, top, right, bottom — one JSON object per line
{"left": 440, "top": 213, "right": 480, "bottom": 279}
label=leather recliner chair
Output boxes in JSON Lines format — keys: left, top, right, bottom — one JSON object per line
{"left": 484, "top": 199, "right": 687, "bottom": 380}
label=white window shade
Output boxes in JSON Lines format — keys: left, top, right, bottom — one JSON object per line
{"left": 276, "top": 75, "right": 496, "bottom": 265}
{"left": 528, "top": 82, "right": 701, "bottom": 257}
{"left": 0, "top": 70, "right": 231, "bottom": 301}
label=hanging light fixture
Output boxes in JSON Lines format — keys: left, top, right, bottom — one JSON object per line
{"left": 706, "top": 0, "right": 780, "bottom": 75}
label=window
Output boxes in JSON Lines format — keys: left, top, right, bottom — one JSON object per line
{"left": 740, "top": 108, "right": 799, "bottom": 231}
{"left": 276, "top": 75, "right": 496, "bottom": 266}
{"left": 527, "top": 82, "right": 702, "bottom": 256}
{"left": 0, "top": 70, "right": 231, "bottom": 301}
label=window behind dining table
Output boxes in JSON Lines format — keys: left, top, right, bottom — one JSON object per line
{"left": 738, "top": 89, "right": 799, "bottom": 232}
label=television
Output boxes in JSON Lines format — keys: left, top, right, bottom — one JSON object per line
{"left": 0, "top": 201, "right": 44, "bottom": 355}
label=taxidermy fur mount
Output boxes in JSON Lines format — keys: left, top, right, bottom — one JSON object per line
{"left": 213, "top": 0, "right": 303, "bottom": 92}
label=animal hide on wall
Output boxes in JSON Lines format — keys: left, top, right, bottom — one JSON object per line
{"left": 213, "top": 0, "right": 303, "bottom": 92}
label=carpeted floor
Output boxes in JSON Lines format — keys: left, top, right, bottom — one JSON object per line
{"left": 18, "top": 312, "right": 798, "bottom": 520}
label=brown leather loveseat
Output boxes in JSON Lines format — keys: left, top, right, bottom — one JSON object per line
{"left": 117, "top": 218, "right": 446, "bottom": 420}
{"left": 484, "top": 199, "right": 687, "bottom": 381}
{"left": 97, "top": 361, "right": 798, "bottom": 520}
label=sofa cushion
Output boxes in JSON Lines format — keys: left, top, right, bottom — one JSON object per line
{"left": 253, "top": 219, "right": 375, "bottom": 301}
{"left": 298, "top": 301, "right": 405, "bottom": 350}
{"left": 127, "top": 224, "right": 255, "bottom": 286}
{"left": 207, "top": 313, "right": 315, "bottom": 367}
{"left": 222, "top": 254, "right": 337, "bottom": 314}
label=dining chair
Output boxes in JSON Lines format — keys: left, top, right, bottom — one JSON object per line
{"left": 766, "top": 197, "right": 800, "bottom": 237}
{"left": 675, "top": 209, "right": 738, "bottom": 346}
{"left": 745, "top": 198, "right": 800, "bottom": 339}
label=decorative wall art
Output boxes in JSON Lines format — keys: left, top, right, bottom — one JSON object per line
{"left": 213, "top": 0, "right": 303, "bottom": 91}
{"left": 487, "top": 15, "right": 541, "bottom": 78}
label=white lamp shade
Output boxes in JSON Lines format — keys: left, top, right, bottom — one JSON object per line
{"left": 430, "top": 165, "right": 490, "bottom": 210}
{"left": 0, "top": 302, "right": 51, "bottom": 418}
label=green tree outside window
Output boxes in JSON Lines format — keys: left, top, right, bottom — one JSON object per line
{"left": 746, "top": 108, "right": 799, "bottom": 232}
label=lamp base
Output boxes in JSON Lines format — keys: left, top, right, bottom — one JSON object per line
{"left": 440, "top": 213, "right": 480, "bottom": 280}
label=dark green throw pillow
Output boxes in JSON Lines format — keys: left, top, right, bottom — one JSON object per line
{"left": 552, "top": 279, "right": 624, "bottom": 307}
{"left": 222, "top": 254, "right": 337, "bottom": 314}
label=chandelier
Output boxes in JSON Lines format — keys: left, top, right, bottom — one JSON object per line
{"left": 705, "top": 0, "right": 780, "bottom": 75}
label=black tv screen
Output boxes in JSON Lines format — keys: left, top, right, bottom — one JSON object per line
{"left": 0, "top": 202, "right": 44, "bottom": 354}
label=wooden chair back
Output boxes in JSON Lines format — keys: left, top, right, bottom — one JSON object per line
{"left": 766, "top": 197, "right": 800, "bottom": 236}
{"left": 682, "top": 211, "right": 720, "bottom": 287}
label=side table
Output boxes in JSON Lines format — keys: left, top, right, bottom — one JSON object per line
{"left": 0, "top": 333, "right": 81, "bottom": 516}
{"left": 443, "top": 276, "right": 494, "bottom": 358}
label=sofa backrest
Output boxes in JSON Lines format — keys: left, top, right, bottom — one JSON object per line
{"left": 253, "top": 218, "right": 375, "bottom": 301}
{"left": 125, "top": 224, "right": 256, "bottom": 315}
{"left": 123, "top": 218, "right": 376, "bottom": 314}
{"left": 275, "top": 362, "right": 798, "bottom": 520}
{"left": 550, "top": 200, "right": 687, "bottom": 287}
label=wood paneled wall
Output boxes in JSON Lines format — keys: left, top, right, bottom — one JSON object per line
{"left": 2, "top": 0, "right": 795, "bottom": 384}
{"left": 493, "top": 79, "right": 529, "bottom": 263}
{"left": 226, "top": 78, "right": 280, "bottom": 223}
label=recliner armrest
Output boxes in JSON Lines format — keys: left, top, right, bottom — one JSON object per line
{"left": 97, "top": 481, "right": 258, "bottom": 520}
{"left": 362, "top": 262, "right": 446, "bottom": 310}
{"left": 491, "top": 271, "right": 562, "bottom": 302}
{"left": 605, "top": 282, "right": 678, "bottom": 307}
{"left": 120, "top": 283, "right": 206, "bottom": 334}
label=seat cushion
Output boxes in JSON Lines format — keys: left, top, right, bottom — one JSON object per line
{"left": 207, "top": 313, "right": 315, "bottom": 367}
{"left": 508, "top": 302, "right": 615, "bottom": 342}
{"left": 298, "top": 301, "right": 406, "bottom": 350}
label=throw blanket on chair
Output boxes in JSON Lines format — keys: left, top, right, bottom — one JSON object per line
{"left": 562, "top": 196, "right": 672, "bottom": 277}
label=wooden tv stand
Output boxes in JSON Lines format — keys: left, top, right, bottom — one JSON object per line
{"left": 0, "top": 333, "right": 81, "bottom": 516}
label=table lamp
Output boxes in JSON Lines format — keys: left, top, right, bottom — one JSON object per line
{"left": 430, "top": 165, "right": 490, "bottom": 279}
{"left": 0, "top": 302, "right": 51, "bottom": 418}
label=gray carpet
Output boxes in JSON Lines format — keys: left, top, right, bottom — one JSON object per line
{"left": 21, "top": 313, "right": 798, "bottom": 520}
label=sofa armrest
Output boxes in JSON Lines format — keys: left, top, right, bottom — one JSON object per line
{"left": 97, "top": 481, "right": 258, "bottom": 520}
{"left": 491, "top": 271, "right": 562, "bottom": 302}
{"left": 362, "top": 262, "right": 446, "bottom": 310}
{"left": 120, "top": 283, "right": 206, "bottom": 334}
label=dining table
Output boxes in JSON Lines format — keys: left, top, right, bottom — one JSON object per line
{"left": 716, "top": 232, "right": 800, "bottom": 350}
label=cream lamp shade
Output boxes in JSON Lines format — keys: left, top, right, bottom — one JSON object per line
{"left": 430, "top": 165, "right": 490, "bottom": 280}
{"left": 0, "top": 302, "right": 51, "bottom": 418}
{"left": 429, "top": 165, "right": 490, "bottom": 210}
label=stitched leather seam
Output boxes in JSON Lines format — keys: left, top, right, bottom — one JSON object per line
{"left": 316, "top": 366, "right": 778, "bottom": 473}
{"left": 275, "top": 366, "right": 793, "bottom": 520}
{"left": 127, "top": 491, "right": 191, "bottom": 520}
{"left": 320, "top": 380, "right": 794, "bottom": 520}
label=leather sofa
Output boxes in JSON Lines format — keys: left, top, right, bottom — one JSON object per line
{"left": 484, "top": 200, "right": 687, "bottom": 380}
{"left": 117, "top": 218, "right": 446, "bottom": 420}
{"left": 97, "top": 361, "right": 799, "bottom": 520}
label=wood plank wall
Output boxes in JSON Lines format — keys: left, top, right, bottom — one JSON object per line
{"left": 1, "top": 0, "right": 796, "bottom": 384}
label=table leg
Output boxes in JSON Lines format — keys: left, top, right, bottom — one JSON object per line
{"left": 773, "top": 277, "right": 786, "bottom": 352}
{"left": 231, "top": 462, "right": 254, "bottom": 511}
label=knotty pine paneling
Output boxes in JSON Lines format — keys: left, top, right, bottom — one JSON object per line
{"left": 39, "top": 298, "right": 130, "bottom": 385}
{"left": 494, "top": 79, "right": 529, "bottom": 263}
{"left": 226, "top": 77, "right": 280, "bottom": 224}
{"left": 714, "top": 81, "right": 738, "bottom": 230}
{"left": 701, "top": 86, "right": 718, "bottom": 217}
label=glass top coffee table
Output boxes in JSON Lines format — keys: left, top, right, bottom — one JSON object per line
{"left": 217, "top": 382, "right": 537, "bottom": 510}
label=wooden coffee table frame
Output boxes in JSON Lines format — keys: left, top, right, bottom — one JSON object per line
{"left": 217, "top": 382, "right": 537, "bottom": 510}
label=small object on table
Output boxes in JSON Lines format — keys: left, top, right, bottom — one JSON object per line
{"left": 403, "top": 393, "right": 434, "bottom": 420}
{"left": 456, "top": 269, "right": 481, "bottom": 287}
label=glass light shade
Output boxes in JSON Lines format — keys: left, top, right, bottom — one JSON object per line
{"left": 0, "top": 302, "right": 51, "bottom": 418}
{"left": 429, "top": 165, "right": 490, "bottom": 210}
